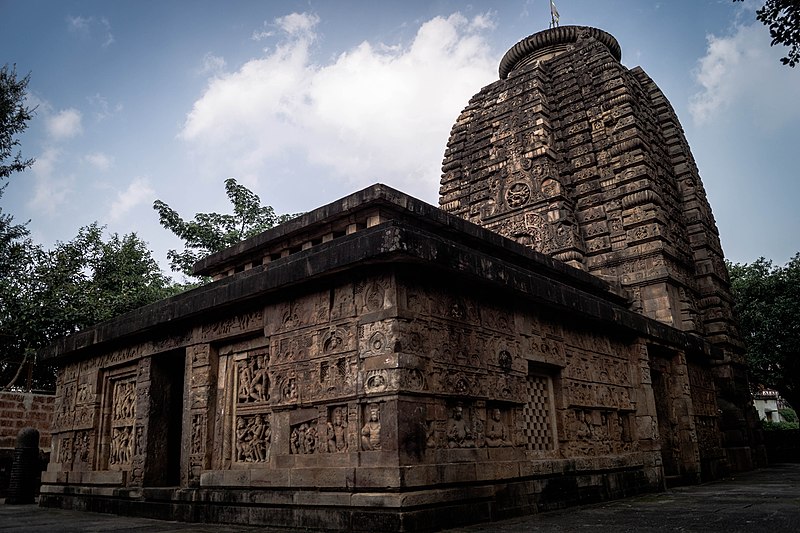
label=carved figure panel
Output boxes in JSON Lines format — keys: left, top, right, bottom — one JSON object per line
{"left": 273, "top": 334, "right": 313, "bottom": 364}
{"left": 485, "top": 407, "right": 514, "bottom": 447}
{"left": 58, "top": 435, "right": 73, "bottom": 466}
{"left": 237, "top": 351, "right": 270, "bottom": 404}
{"left": 361, "top": 403, "right": 382, "bottom": 451}
{"left": 109, "top": 426, "right": 133, "bottom": 466}
{"left": 319, "top": 355, "right": 358, "bottom": 397}
{"left": 290, "top": 421, "right": 319, "bottom": 455}
{"left": 107, "top": 375, "right": 136, "bottom": 468}
{"left": 73, "top": 430, "right": 92, "bottom": 464}
{"left": 112, "top": 380, "right": 136, "bottom": 422}
{"left": 444, "top": 403, "right": 488, "bottom": 448}
{"left": 191, "top": 413, "right": 206, "bottom": 456}
{"left": 325, "top": 406, "right": 349, "bottom": 453}
{"left": 235, "top": 414, "right": 272, "bottom": 462}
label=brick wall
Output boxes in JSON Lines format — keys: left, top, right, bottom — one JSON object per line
{"left": 0, "top": 391, "right": 55, "bottom": 451}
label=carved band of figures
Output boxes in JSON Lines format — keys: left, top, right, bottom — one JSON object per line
{"left": 438, "top": 404, "right": 514, "bottom": 449}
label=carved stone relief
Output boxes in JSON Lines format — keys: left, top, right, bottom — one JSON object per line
{"left": 237, "top": 352, "right": 269, "bottom": 404}
{"left": 200, "top": 309, "right": 263, "bottom": 342}
{"left": 290, "top": 422, "right": 319, "bottom": 455}
{"left": 73, "top": 430, "right": 92, "bottom": 464}
{"left": 58, "top": 435, "right": 73, "bottom": 466}
{"left": 355, "top": 277, "right": 392, "bottom": 314}
{"left": 446, "top": 404, "right": 476, "bottom": 448}
{"left": 235, "top": 414, "right": 272, "bottom": 462}
{"left": 361, "top": 403, "right": 382, "bottom": 451}
{"left": 313, "top": 355, "right": 358, "bottom": 400}
{"left": 53, "top": 381, "right": 76, "bottom": 431}
{"left": 325, "top": 406, "right": 349, "bottom": 453}
{"left": 109, "top": 426, "right": 133, "bottom": 466}
{"left": 489, "top": 211, "right": 555, "bottom": 254}
{"left": 108, "top": 378, "right": 136, "bottom": 467}
{"left": 484, "top": 407, "right": 513, "bottom": 447}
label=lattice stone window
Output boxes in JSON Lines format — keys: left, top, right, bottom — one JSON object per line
{"left": 522, "top": 373, "right": 556, "bottom": 451}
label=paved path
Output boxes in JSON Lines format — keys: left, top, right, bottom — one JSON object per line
{"left": 1, "top": 464, "right": 798, "bottom": 532}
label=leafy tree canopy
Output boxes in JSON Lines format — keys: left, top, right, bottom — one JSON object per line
{"left": 736, "top": 0, "right": 800, "bottom": 67}
{"left": 0, "top": 223, "right": 180, "bottom": 391}
{"left": 728, "top": 254, "right": 800, "bottom": 411}
{"left": 0, "top": 64, "right": 35, "bottom": 180}
{"left": 154, "top": 178, "right": 300, "bottom": 278}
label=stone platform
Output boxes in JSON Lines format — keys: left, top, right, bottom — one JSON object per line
{"left": 3, "top": 464, "right": 799, "bottom": 532}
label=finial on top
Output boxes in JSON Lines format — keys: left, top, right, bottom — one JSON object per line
{"left": 550, "top": 0, "right": 560, "bottom": 28}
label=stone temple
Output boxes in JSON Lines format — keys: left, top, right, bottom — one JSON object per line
{"left": 40, "top": 26, "right": 764, "bottom": 531}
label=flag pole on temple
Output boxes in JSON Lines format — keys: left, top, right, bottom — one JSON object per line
{"left": 550, "top": 0, "right": 560, "bottom": 28}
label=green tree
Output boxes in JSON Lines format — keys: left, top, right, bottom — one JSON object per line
{"left": 736, "top": 0, "right": 800, "bottom": 67}
{"left": 728, "top": 254, "right": 800, "bottom": 411}
{"left": 0, "top": 64, "right": 35, "bottom": 179}
{"left": 0, "top": 224, "right": 179, "bottom": 391}
{"left": 154, "top": 177, "right": 299, "bottom": 278}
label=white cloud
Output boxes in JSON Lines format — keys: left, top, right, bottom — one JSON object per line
{"left": 29, "top": 158, "right": 72, "bottom": 218}
{"left": 199, "top": 53, "right": 227, "bottom": 75}
{"left": 689, "top": 23, "right": 800, "bottom": 128}
{"left": 88, "top": 93, "right": 122, "bottom": 121}
{"left": 275, "top": 12, "right": 320, "bottom": 37}
{"left": 31, "top": 146, "right": 61, "bottom": 179}
{"left": 108, "top": 177, "right": 155, "bottom": 221}
{"left": 252, "top": 12, "right": 319, "bottom": 41}
{"left": 46, "top": 108, "right": 83, "bottom": 140}
{"left": 66, "top": 15, "right": 114, "bottom": 47}
{"left": 84, "top": 152, "right": 113, "bottom": 171}
{"left": 180, "top": 12, "right": 497, "bottom": 201}
{"left": 28, "top": 147, "right": 73, "bottom": 215}
{"left": 67, "top": 15, "right": 91, "bottom": 34}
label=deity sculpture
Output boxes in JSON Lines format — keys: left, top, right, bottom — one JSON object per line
{"left": 249, "top": 355, "right": 269, "bottom": 402}
{"left": 447, "top": 405, "right": 475, "bottom": 448}
{"left": 327, "top": 407, "right": 348, "bottom": 453}
{"left": 361, "top": 404, "right": 381, "bottom": 451}
{"left": 484, "top": 408, "right": 512, "bottom": 447}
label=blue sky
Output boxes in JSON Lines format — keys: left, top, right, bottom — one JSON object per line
{"left": 1, "top": 0, "right": 798, "bottom": 279}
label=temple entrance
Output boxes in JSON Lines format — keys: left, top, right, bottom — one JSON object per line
{"left": 144, "top": 350, "right": 186, "bottom": 486}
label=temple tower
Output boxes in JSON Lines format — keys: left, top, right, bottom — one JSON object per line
{"left": 440, "top": 26, "right": 762, "bottom": 469}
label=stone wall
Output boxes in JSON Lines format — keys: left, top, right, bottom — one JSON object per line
{"left": 440, "top": 25, "right": 762, "bottom": 471}
{"left": 0, "top": 391, "right": 54, "bottom": 451}
{"left": 0, "top": 391, "right": 55, "bottom": 495}
{"left": 38, "top": 184, "right": 743, "bottom": 530}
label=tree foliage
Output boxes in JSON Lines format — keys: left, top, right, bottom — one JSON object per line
{"left": 0, "top": 64, "right": 35, "bottom": 180}
{"left": 736, "top": 0, "right": 800, "bottom": 67}
{"left": 0, "top": 224, "right": 180, "bottom": 391}
{"left": 154, "top": 178, "right": 300, "bottom": 278}
{"left": 728, "top": 254, "right": 800, "bottom": 411}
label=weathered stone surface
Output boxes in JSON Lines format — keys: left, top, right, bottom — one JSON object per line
{"left": 37, "top": 24, "right": 763, "bottom": 532}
